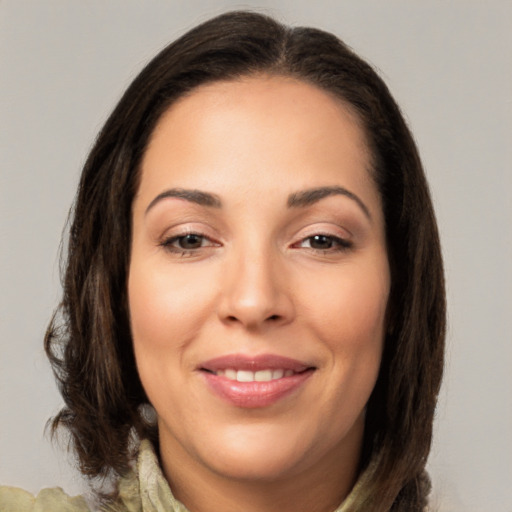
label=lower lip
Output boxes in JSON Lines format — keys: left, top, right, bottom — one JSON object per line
{"left": 201, "top": 370, "right": 314, "bottom": 408}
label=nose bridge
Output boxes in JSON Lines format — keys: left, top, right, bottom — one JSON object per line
{"left": 218, "top": 239, "right": 293, "bottom": 328}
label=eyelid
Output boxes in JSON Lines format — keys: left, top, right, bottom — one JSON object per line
{"left": 158, "top": 220, "right": 221, "bottom": 242}
{"left": 158, "top": 224, "right": 223, "bottom": 256}
{"left": 299, "top": 233, "right": 350, "bottom": 246}
{"left": 163, "top": 233, "right": 216, "bottom": 247}
{"left": 292, "top": 233, "right": 352, "bottom": 251}
{"left": 289, "top": 223, "right": 355, "bottom": 253}
{"left": 291, "top": 222, "right": 352, "bottom": 242}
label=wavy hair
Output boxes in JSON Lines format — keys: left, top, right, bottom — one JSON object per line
{"left": 45, "top": 11, "right": 445, "bottom": 511}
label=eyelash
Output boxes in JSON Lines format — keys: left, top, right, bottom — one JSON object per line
{"left": 293, "top": 234, "right": 352, "bottom": 253}
{"left": 160, "top": 232, "right": 352, "bottom": 257}
{"left": 160, "top": 232, "right": 218, "bottom": 257}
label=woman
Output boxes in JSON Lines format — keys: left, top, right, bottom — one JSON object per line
{"left": 0, "top": 10, "right": 445, "bottom": 512}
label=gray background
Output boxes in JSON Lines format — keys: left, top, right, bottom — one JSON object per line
{"left": 1, "top": 1, "right": 511, "bottom": 511}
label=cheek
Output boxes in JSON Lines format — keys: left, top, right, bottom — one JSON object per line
{"left": 302, "top": 255, "right": 389, "bottom": 413}
{"left": 127, "top": 260, "right": 218, "bottom": 420}
{"left": 307, "top": 261, "right": 390, "bottom": 351}
{"left": 128, "top": 260, "right": 213, "bottom": 363}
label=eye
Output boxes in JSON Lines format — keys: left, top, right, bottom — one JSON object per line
{"left": 160, "top": 232, "right": 219, "bottom": 255}
{"left": 296, "top": 234, "right": 352, "bottom": 252}
{"left": 172, "top": 233, "right": 206, "bottom": 250}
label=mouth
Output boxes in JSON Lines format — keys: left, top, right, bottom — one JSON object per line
{"left": 204, "top": 368, "right": 298, "bottom": 382}
{"left": 199, "top": 354, "right": 316, "bottom": 408}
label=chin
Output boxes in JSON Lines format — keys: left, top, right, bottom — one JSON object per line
{"left": 190, "top": 419, "right": 354, "bottom": 483}
{"left": 203, "top": 442, "right": 310, "bottom": 482}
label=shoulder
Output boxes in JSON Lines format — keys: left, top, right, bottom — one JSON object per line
{"left": 0, "top": 485, "right": 90, "bottom": 512}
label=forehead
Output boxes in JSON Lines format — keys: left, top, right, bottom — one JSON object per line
{"left": 137, "top": 75, "right": 379, "bottom": 215}
{"left": 148, "top": 75, "right": 369, "bottom": 155}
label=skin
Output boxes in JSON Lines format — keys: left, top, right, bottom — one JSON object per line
{"left": 129, "top": 76, "right": 390, "bottom": 512}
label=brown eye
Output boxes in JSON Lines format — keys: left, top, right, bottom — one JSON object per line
{"left": 296, "top": 234, "right": 352, "bottom": 252}
{"left": 308, "top": 235, "right": 334, "bottom": 250}
{"left": 161, "top": 233, "right": 209, "bottom": 253}
{"left": 160, "top": 232, "right": 223, "bottom": 256}
{"left": 176, "top": 234, "right": 204, "bottom": 249}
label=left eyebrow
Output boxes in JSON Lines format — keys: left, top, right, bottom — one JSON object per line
{"left": 145, "top": 188, "right": 222, "bottom": 215}
{"left": 287, "top": 186, "right": 371, "bottom": 220}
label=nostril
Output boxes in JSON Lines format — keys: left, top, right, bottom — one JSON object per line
{"left": 268, "top": 314, "right": 280, "bottom": 321}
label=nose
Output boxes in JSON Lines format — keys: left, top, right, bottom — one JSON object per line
{"left": 216, "top": 249, "right": 295, "bottom": 330}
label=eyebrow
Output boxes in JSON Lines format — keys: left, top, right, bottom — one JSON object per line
{"left": 145, "top": 185, "right": 371, "bottom": 220}
{"left": 145, "top": 188, "right": 222, "bottom": 215}
{"left": 287, "top": 186, "right": 371, "bottom": 220}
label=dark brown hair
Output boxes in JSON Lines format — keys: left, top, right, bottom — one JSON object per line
{"left": 45, "top": 11, "right": 445, "bottom": 511}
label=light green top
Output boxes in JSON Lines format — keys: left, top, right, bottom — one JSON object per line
{"left": 0, "top": 440, "right": 364, "bottom": 511}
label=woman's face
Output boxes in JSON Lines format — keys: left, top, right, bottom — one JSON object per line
{"left": 129, "top": 76, "right": 390, "bottom": 485}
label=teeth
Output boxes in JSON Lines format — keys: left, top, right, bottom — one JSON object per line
{"left": 272, "top": 369, "right": 284, "bottom": 379}
{"left": 215, "top": 368, "right": 295, "bottom": 382}
{"left": 255, "top": 370, "right": 272, "bottom": 381}
{"left": 225, "top": 369, "right": 237, "bottom": 380}
{"left": 236, "top": 370, "right": 254, "bottom": 382}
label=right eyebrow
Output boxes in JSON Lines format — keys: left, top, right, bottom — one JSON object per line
{"left": 144, "top": 188, "right": 222, "bottom": 216}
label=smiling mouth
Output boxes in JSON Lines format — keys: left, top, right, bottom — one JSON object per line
{"left": 199, "top": 354, "right": 316, "bottom": 408}
{"left": 203, "top": 368, "right": 306, "bottom": 382}
{"left": 199, "top": 354, "right": 315, "bottom": 379}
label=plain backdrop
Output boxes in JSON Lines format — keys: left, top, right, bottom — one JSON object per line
{"left": 1, "top": 1, "right": 511, "bottom": 511}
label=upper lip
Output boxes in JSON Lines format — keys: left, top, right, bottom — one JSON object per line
{"left": 199, "top": 354, "right": 314, "bottom": 373}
